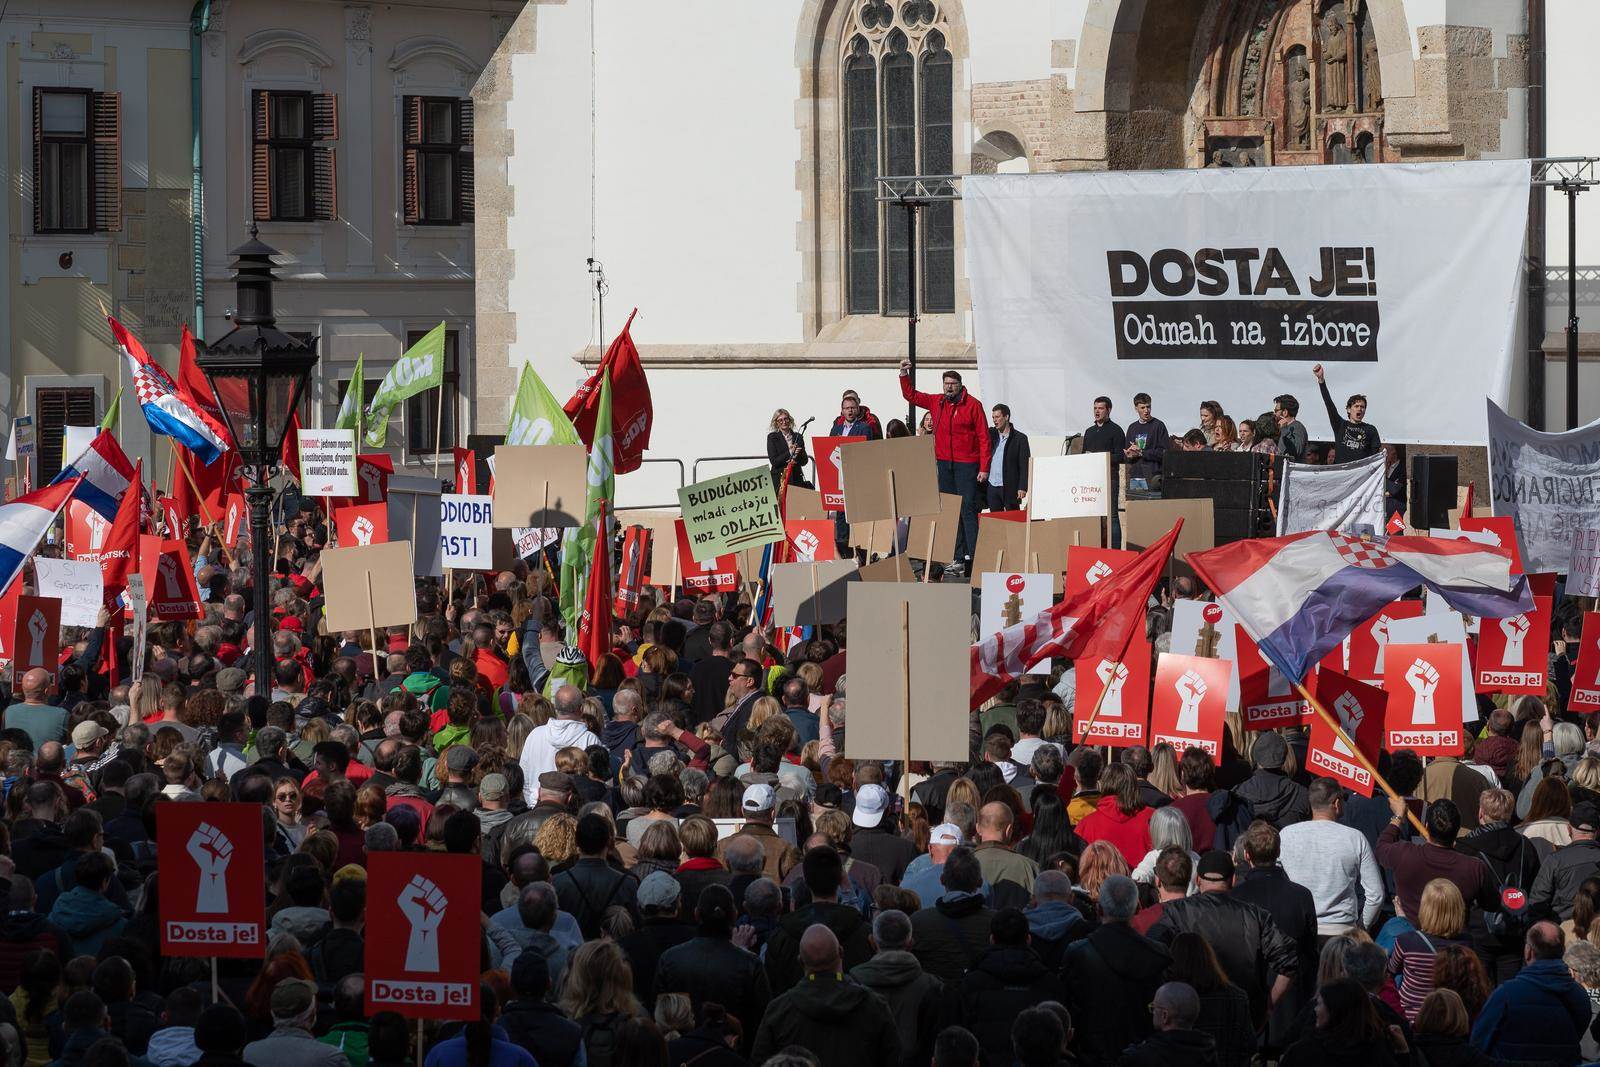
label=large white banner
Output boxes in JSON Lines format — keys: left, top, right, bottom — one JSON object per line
{"left": 1276, "top": 451, "right": 1385, "bottom": 536}
{"left": 1487, "top": 398, "right": 1600, "bottom": 575}
{"left": 966, "top": 161, "right": 1529, "bottom": 446}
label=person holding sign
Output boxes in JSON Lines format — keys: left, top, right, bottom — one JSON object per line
{"left": 898, "top": 360, "right": 990, "bottom": 574}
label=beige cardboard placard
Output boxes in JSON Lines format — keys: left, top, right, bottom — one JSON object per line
{"left": 771, "top": 560, "right": 859, "bottom": 627}
{"left": 491, "top": 445, "right": 587, "bottom": 528}
{"left": 857, "top": 554, "right": 918, "bottom": 583}
{"left": 840, "top": 437, "right": 941, "bottom": 524}
{"left": 322, "top": 540, "right": 419, "bottom": 633}
{"left": 969, "top": 517, "right": 1080, "bottom": 592}
{"left": 784, "top": 487, "right": 827, "bottom": 521}
{"left": 844, "top": 583, "right": 970, "bottom": 763}
{"left": 850, "top": 517, "right": 896, "bottom": 557}
{"left": 907, "top": 493, "right": 963, "bottom": 565}
{"left": 1125, "top": 498, "right": 1215, "bottom": 561}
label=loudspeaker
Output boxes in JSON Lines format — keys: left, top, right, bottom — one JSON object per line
{"left": 1160, "top": 450, "right": 1271, "bottom": 545}
{"left": 1409, "top": 453, "right": 1457, "bottom": 531}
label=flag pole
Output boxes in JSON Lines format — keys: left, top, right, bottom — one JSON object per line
{"left": 172, "top": 449, "right": 224, "bottom": 537}
{"left": 1292, "top": 677, "right": 1431, "bottom": 842}
{"left": 431, "top": 377, "right": 445, "bottom": 479}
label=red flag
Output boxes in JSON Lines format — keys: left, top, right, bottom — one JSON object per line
{"left": 453, "top": 447, "right": 476, "bottom": 494}
{"left": 175, "top": 324, "right": 234, "bottom": 448}
{"left": 100, "top": 461, "right": 142, "bottom": 610}
{"left": 280, "top": 411, "right": 302, "bottom": 483}
{"left": 565, "top": 309, "right": 652, "bottom": 475}
{"left": 578, "top": 502, "right": 612, "bottom": 670}
{"left": 970, "top": 521, "right": 1180, "bottom": 708}
{"left": 1385, "top": 511, "right": 1405, "bottom": 535}
{"left": 614, "top": 524, "right": 649, "bottom": 617}
{"left": 1461, "top": 482, "right": 1475, "bottom": 520}
{"left": 170, "top": 445, "right": 237, "bottom": 529}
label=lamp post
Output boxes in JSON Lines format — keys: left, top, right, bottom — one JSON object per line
{"left": 196, "top": 224, "right": 319, "bottom": 696}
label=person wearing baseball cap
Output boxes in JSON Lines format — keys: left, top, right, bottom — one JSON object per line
{"left": 849, "top": 783, "right": 918, "bottom": 884}
{"left": 241, "top": 979, "right": 345, "bottom": 1067}
{"left": 713, "top": 784, "right": 793, "bottom": 883}
{"left": 901, "top": 824, "right": 977, "bottom": 910}
{"left": 1147, "top": 849, "right": 1299, "bottom": 1029}
{"left": 1528, "top": 800, "right": 1600, "bottom": 921}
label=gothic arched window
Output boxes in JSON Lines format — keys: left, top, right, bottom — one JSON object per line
{"left": 841, "top": 2, "right": 956, "bottom": 314}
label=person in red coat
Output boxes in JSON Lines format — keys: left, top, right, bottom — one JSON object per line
{"left": 899, "top": 360, "right": 991, "bottom": 575}
{"left": 1077, "top": 763, "right": 1156, "bottom": 868}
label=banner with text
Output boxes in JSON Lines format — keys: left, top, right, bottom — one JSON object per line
{"left": 1488, "top": 398, "right": 1600, "bottom": 575}
{"left": 1277, "top": 451, "right": 1386, "bottom": 536}
{"left": 966, "top": 161, "right": 1529, "bottom": 445}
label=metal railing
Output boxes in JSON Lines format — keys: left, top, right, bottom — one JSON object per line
{"left": 691, "top": 455, "right": 814, "bottom": 484}
{"left": 616, "top": 457, "right": 686, "bottom": 513}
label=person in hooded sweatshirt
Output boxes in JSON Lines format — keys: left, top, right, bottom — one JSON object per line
{"left": 46, "top": 853, "right": 125, "bottom": 959}
{"left": 763, "top": 847, "right": 872, "bottom": 992}
{"left": 1117, "top": 982, "right": 1220, "bottom": 1067}
{"left": 848, "top": 909, "right": 945, "bottom": 1067}
{"left": 1021, "top": 870, "right": 1087, "bottom": 970}
{"left": 1062, "top": 875, "right": 1171, "bottom": 1065}
{"left": 267, "top": 866, "right": 331, "bottom": 946}
{"left": 1211, "top": 732, "right": 1309, "bottom": 848}
{"left": 516, "top": 685, "right": 599, "bottom": 801}
{"left": 749, "top": 923, "right": 899, "bottom": 1067}
{"left": 145, "top": 988, "right": 204, "bottom": 1067}
{"left": 958, "top": 908, "right": 1068, "bottom": 1065}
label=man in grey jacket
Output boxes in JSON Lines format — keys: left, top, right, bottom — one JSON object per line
{"left": 242, "top": 979, "right": 350, "bottom": 1067}
{"left": 851, "top": 909, "right": 945, "bottom": 1065}
{"left": 1530, "top": 802, "right": 1600, "bottom": 920}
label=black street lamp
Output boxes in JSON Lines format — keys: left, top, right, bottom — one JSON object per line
{"left": 196, "top": 224, "right": 319, "bottom": 696}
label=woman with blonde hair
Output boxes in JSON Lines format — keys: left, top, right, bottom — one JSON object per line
{"left": 746, "top": 695, "right": 782, "bottom": 736}
{"left": 943, "top": 777, "right": 982, "bottom": 818}
{"left": 1386, "top": 878, "right": 1470, "bottom": 1020}
{"left": 766, "top": 409, "right": 810, "bottom": 488}
{"left": 1148, "top": 742, "right": 1182, "bottom": 799}
{"left": 535, "top": 813, "right": 579, "bottom": 870}
{"left": 559, "top": 940, "right": 644, "bottom": 1061}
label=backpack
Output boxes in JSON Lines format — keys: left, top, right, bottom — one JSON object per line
{"left": 580, "top": 1011, "right": 624, "bottom": 1067}
{"left": 1472, "top": 836, "right": 1533, "bottom": 942}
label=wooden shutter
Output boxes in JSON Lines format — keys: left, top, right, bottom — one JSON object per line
{"left": 312, "top": 93, "right": 339, "bottom": 140}
{"left": 36, "top": 388, "right": 97, "bottom": 484}
{"left": 91, "top": 92, "right": 121, "bottom": 232}
{"left": 402, "top": 96, "right": 421, "bottom": 225}
{"left": 251, "top": 90, "right": 272, "bottom": 221}
{"left": 457, "top": 98, "right": 474, "bottom": 224}
{"left": 30, "top": 88, "right": 43, "bottom": 234}
{"left": 312, "top": 146, "right": 337, "bottom": 221}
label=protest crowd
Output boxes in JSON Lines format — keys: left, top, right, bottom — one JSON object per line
{"left": 0, "top": 305, "right": 1587, "bottom": 1067}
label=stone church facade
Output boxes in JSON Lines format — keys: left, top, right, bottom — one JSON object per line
{"left": 473, "top": 0, "right": 1571, "bottom": 503}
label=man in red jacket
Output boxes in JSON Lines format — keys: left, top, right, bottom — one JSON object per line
{"left": 899, "top": 360, "right": 991, "bottom": 575}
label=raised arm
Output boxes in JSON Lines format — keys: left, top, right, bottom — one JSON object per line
{"left": 898, "top": 361, "right": 943, "bottom": 411}
{"left": 1315, "top": 364, "right": 1346, "bottom": 436}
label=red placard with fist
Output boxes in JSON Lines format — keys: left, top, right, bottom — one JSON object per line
{"left": 1475, "top": 596, "right": 1551, "bottom": 694}
{"left": 1307, "top": 670, "right": 1387, "bottom": 797}
{"left": 1148, "top": 653, "right": 1230, "bottom": 759}
{"left": 1571, "top": 614, "right": 1600, "bottom": 710}
{"left": 812, "top": 436, "right": 864, "bottom": 511}
{"left": 1236, "top": 626, "right": 1311, "bottom": 730}
{"left": 675, "top": 520, "right": 738, "bottom": 593}
{"left": 365, "top": 853, "right": 482, "bottom": 1020}
{"left": 1064, "top": 546, "right": 1138, "bottom": 599}
{"left": 1383, "top": 642, "right": 1466, "bottom": 756}
{"left": 223, "top": 493, "right": 247, "bottom": 550}
{"left": 335, "top": 503, "right": 390, "bottom": 547}
{"left": 1073, "top": 638, "right": 1151, "bottom": 747}
{"left": 11, "top": 595, "right": 60, "bottom": 681}
{"left": 157, "top": 802, "right": 266, "bottom": 957}
{"left": 1342, "top": 600, "right": 1425, "bottom": 683}
{"left": 784, "top": 520, "right": 837, "bottom": 562}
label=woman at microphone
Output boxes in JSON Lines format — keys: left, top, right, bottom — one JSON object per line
{"left": 766, "top": 409, "right": 814, "bottom": 489}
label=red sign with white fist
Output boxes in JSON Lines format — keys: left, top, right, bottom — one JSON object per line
{"left": 1307, "top": 670, "right": 1387, "bottom": 797}
{"left": 156, "top": 802, "right": 266, "bottom": 957}
{"left": 784, "top": 520, "right": 837, "bottom": 562}
{"left": 812, "top": 436, "right": 864, "bottom": 511}
{"left": 1064, "top": 546, "right": 1138, "bottom": 599}
{"left": 1236, "top": 626, "right": 1311, "bottom": 730}
{"left": 1073, "top": 637, "right": 1151, "bottom": 747}
{"left": 365, "top": 852, "right": 482, "bottom": 1020}
{"left": 1383, "top": 642, "right": 1466, "bottom": 756}
{"left": 1571, "top": 613, "right": 1600, "bottom": 710}
{"left": 1474, "top": 596, "right": 1551, "bottom": 694}
{"left": 1148, "top": 653, "right": 1230, "bottom": 759}
{"left": 1337, "top": 599, "right": 1425, "bottom": 684}
{"left": 335, "top": 503, "right": 390, "bottom": 547}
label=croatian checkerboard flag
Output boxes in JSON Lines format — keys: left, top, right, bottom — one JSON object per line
{"left": 1188, "top": 531, "right": 1533, "bottom": 683}
{"left": 0, "top": 478, "right": 81, "bottom": 596}
{"left": 54, "top": 429, "right": 135, "bottom": 521}
{"left": 111, "top": 317, "right": 228, "bottom": 465}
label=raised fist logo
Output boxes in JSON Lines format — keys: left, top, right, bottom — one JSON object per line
{"left": 1096, "top": 659, "right": 1129, "bottom": 718}
{"left": 830, "top": 445, "right": 845, "bottom": 479}
{"left": 360, "top": 465, "right": 383, "bottom": 501}
{"left": 1085, "top": 561, "right": 1113, "bottom": 586}
{"left": 187, "top": 823, "right": 232, "bottom": 913}
{"left": 24, "top": 611, "right": 47, "bottom": 668}
{"left": 156, "top": 553, "right": 184, "bottom": 599}
{"left": 1331, "top": 691, "right": 1365, "bottom": 757}
{"left": 1372, "top": 613, "right": 1394, "bottom": 672}
{"left": 793, "top": 530, "right": 820, "bottom": 561}
{"left": 85, "top": 511, "right": 109, "bottom": 551}
{"left": 1499, "top": 613, "right": 1531, "bottom": 666}
{"left": 398, "top": 875, "right": 447, "bottom": 972}
{"left": 1175, "top": 669, "right": 1208, "bottom": 733}
{"left": 351, "top": 516, "right": 376, "bottom": 546}
{"left": 1406, "top": 658, "right": 1440, "bottom": 725}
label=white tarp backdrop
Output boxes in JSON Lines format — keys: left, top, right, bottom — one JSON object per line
{"left": 1487, "top": 398, "right": 1600, "bottom": 575}
{"left": 1277, "top": 451, "right": 1387, "bottom": 536}
{"left": 965, "top": 161, "right": 1530, "bottom": 446}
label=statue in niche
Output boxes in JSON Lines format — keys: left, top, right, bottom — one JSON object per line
{"left": 1286, "top": 49, "right": 1311, "bottom": 149}
{"left": 1359, "top": 5, "right": 1383, "bottom": 111}
{"left": 1320, "top": 3, "right": 1350, "bottom": 111}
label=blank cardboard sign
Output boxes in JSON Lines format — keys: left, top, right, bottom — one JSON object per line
{"left": 491, "top": 445, "right": 588, "bottom": 528}
{"left": 784, "top": 487, "right": 827, "bottom": 521}
{"left": 845, "top": 583, "right": 970, "bottom": 762}
{"left": 1125, "top": 498, "right": 1214, "bottom": 561}
{"left": 322, "top": 541, "right": 419, "bottom": 633}
{"left": 969, "top": 517, "right": 1085, "bottom": 592}
{"left": 841, "top": 437, "right": 941, "bottom": 524}
{"left": 857, "top": 554, "right": 919, "bottom": 583}
{"left": 771, "top": 560, "right": 859, "bottom": 627}
{"left": 907, "top": 493, "right": 963, "bottom": 565}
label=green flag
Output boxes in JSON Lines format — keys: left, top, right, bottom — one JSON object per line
{"left": 560, "top": 372, "right": 613, "bottom": 640}
{"left": 506, "top": 361, "right": 581, "bottom": 447}
{"left": 335, "top": 354, "right": 364, "bottom": 431}
{"left": 99, "top": 390, "right": 119, "bottom": 432}
{"left": 365, "top": 323, "right": 446, "bottom": 447}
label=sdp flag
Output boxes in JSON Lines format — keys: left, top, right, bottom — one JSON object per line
{"left": 566, "top": 309, "right": 651, "bottom": 474}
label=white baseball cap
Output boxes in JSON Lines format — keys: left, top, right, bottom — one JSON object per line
{"left": 929, "top": 823, "right": 963, "bottom": 846}
{"left": 741, "top": 783, "right": 776, "bottom": 814}
{"left": 852, "top": 784, "right": 889, "bottom": 828}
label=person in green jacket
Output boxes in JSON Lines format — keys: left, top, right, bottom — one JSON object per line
{"left": 318, "top": 976, "right": 370, "bottom": 1067}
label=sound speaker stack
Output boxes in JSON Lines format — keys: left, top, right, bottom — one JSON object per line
{"left": 1160, "top": 450, "right": 1272, "bottom": 545}
{"left": 1409, "top": 453, "right": 1458, "bottom": 532}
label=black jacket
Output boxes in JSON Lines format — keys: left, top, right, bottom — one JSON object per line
{"left": 1117, "top": 1028, "right": 1220, "bottom": 1067}
{"left": 1281, "top": 1035, "right": 1401, "bottom": 1067}
{"left": 1457, "top": 822, "right": 1541, "bottom": 950}
{"left": 619, "top": 917, "right": 695, "bottom": 1008}
{"left": 985, "top": 427, "right": 1031, "bottom": 501}
{"left": 105, "top": 998, "right": 160, "bottom": 1056}
{"left": 1231, "top": 866, "right": 1318, "bottom": 1048}
{"left": 849, "top": 950, "right": 945, "bottom": 1067}
{"left": 1530, "top": 838, "right": 1600, "bottom": 920}
{"left": 1061, "top": 921, "right": 1171, "bottom": 1067}
{"left": 909, "top": 893, "right": 994, "bottom": 983}
{"left": 958, "top": 945, "right": 1068, "bottom": 1065}
{"left": 748, "top": 974, "right": 898, "bottom": 1067}
{"left": 1192, "top": 985, "right": 1257, "bottom": 1066}
{"left": 498, "top": 998, "right": 586, "bottom": 1067}
{"left": 654, "top": 934, "right": 771, "bottom": 1054}
{"left": 1147, "top": 891, "right": 1299, "bottom": 1026}
{"left": 665, "top": 1030, "right": 746, "bottom": 1067}
{"left": 767, "top": 432, "right": 810, "bottom": 487}
{"left": 850, "top": 827, "right": 918, "bottom": 885}
{"left": 553, "top": 857, "right": 638, "bottom": 939}
{"left": 1411, "top": 1033, "right": 1550, "bottom": 1067}
{"left": 765, "top": 902, "right": 872, "bottom": 992}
